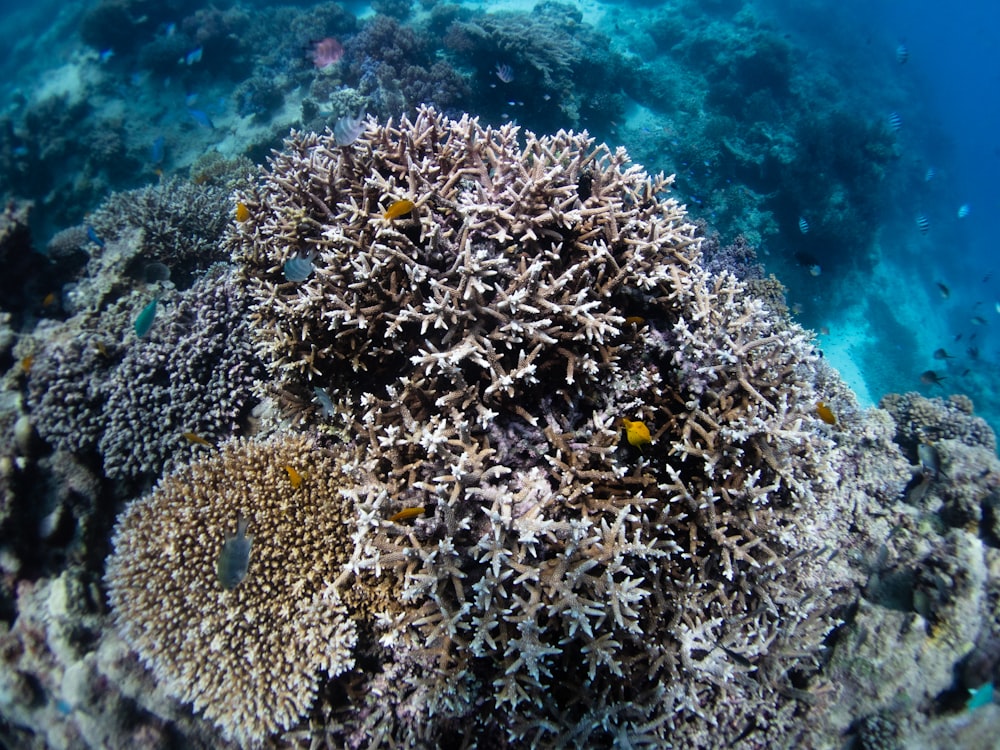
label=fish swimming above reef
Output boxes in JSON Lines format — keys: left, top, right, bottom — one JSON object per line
{"left": 888, "top": 112, "right": 903, "bottom": 132}
{"left": 134, "top": 297, "right": 158, "bottom": 338}
{"left": 217, "top": 516, "right": 253, "bottom": 591}
{"left": 917, "top": 442, "right": 941, "bottom": 480}
{"left": 389, "top": 507, "right": 425, "bottom": 523}
{"left": 621, "top": 417, "right": 652, "bottom": 449}
{"left": 798, "top": 216, "right": 809, "bottom": 234}
{"left": 957, "top": 204, "right": 971, "bottom": 219}
{"left": 816, "top": 402, "right": 836, "bottom": 425}
{"left": 235, "top": 201, "right": 250, "bottom": 222}
{"left": 284, "top": 252, "right": 315, "bottom": 282}
{"left": 284, "top": 464, "right": 304, "bottom": 489}
{"left": 86, "top": 225, "right": 105, "bottom": 250}
{"left": 935, "top": 282, "right": 950, "bottom": 299}
{"left": 919, "top": 370, "right": 946, "bottom": 388}
{"left": 383, "top": 199, "right": 415, "bottom": 220}
{"left": 896, "top": 42, "right": 909, "bottom": 64}
{"left": 932, "top": 348, "right": 955, "bottom": 360}
{"left": 182, "top": 431, "right": 213, "bottom": 447}
{"left": 916, "top": 214, "right": 930, "bottom": 234}
{"left": 188, "top": 109, "right": 213, "bottom": 129}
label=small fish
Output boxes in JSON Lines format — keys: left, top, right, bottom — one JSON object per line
{"left": 971, "top": 316, "right": 987, "bottom": 325}
{"left": 966, "top": 682, "right": 994, "bottom": 712}
{"left": 957, "top": 203, "right": 971, "bottom": 219}
{"left": 284, "top": 253, "right": 315, "bottom": 282}
{"left": 932, "top": 348, "right": 955, "bottom": 360}
{"left": 41, "top": 292, "right": 57, "bottom": 308}
{"left": 144, "top": 262, "right": 171, "bottom": 283}
{"left": 20, "top": 355, "right": 33, "bottom": 373}
{"left": 188, "top": 109, "right": 214, "bottom": 129}
{"left": 954, "top": 333, "right": 963, "bottom": 342}
{"left": 924, "top": 166, "right": 936, "bottom": 182}
{"left": 181, "top": 431, "right": 213, "bottom": 447}
{"left": 389, "top": 507, "right": 425, "bottom": 523}
{"left": 621, "top": 417, "right": 652, "bottom": 449}
{"left": 217, "top": 516, "right": 253, "bottom": 591}
{"left": 967, "top": 345, "right": 979, "bottom": 359}
{"left": 495, "top": 62, "right": 514, "bottom": 83}
{"left": 917, "top": 443, "right": 940, "bottom": 480}
{"left": 99, "top": 48, "right": 114, "bottom": 63}
{"left": 624, "top": 316, "right": 646, "bottom": 328}
{"left": 284, "top": 465, "right": 303, "bottom": 489}
{"left": 798, "top": 216, "right": 809, "bottom": 234}
{"left": 995, "top": 301, "right": 1000, "bottom": 314}
{"left": 134, "top": 297, "right": 158, "bottom": 338}
{"left": 95, "top": 340, "right": 110, "bottom": 358}
{"left": 313, "top": 386, "right": 335, "bottom": 417}
{"left": 164, "top": 22, "right": 176, "bottom": 37}
{"left": 383, "top": 199, "right": 415, "bottom": 220}
{"left": 808, "top": 264, "right": 821, "bottom": 277}
{"left": 888, "top": 112, "right": 903, "bottom": 132}
{"left": 182, "top": 46, "right": 203, "bottom": 66}
{"left": 895, "top": 42, "right": 909, "bottom": 64}
{"left": 916, "top": 214, "right": 930, "bottom": 234}
{"left": 935, "top": 281, "right": 950, "bottom": 299}
{"left": 816, "top": 402, "right": 836, "bottom": 425}
{"left": 151, "top": 135, "right": 165, "bottom": 165}
{"left": 919, "top": 370, "right": 946, "bottom": 387}
{"left": 333, "top": 109, "right": 366, "bottom": 146}
{"left": 235, "top": 201, "right": 250, "bottom": 222}
{"left": 86, "top": 225, "right": 105, "bottom": 249}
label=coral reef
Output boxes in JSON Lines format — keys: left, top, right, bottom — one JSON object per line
{"left": 105, "top": 435, "right": 363, "bottom": 745}
{"left": 87, "top": 178, "right": 232, "bottom": 289}
{"left": 27, "top": 264, "right": 261, "bottom": 480}
{"left": 226, "top": 106, "right": 878, "bottom": 745}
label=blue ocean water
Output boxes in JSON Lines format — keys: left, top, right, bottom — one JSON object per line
{"left": 0, "top": 0, "right": 999, "bottom": 744}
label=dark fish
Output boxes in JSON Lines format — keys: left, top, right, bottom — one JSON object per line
{"left": 916, "top": 214, "right": 930, "bottom": 234}
{"left": 935, "top": 281, "right": 950, "bottom": 299}
{"left": 217, "top": 516, "right": 253, "bottom": 590}
{"left": 932, "top": 348, "right": 954, "bottom": 359}
{"left": 920, "top": 370, "right": 946, "bottom": 388}
{"left": 971, "top": 316, "right": 987, "bottom": 325}
{"left": 86, "top": 225, "right": 105, "bottom": 249}
{"left": 968, "top": 345, "right": 979, "bottom": 359}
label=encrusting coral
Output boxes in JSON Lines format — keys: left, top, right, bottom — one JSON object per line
{"left": 104, "top": 434, "right": 361, "bottom": 746}
{"left": 226, "top": 106, "right": 870, "bottom": 745}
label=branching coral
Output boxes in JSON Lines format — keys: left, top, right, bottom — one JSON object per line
{"left": 229, "top": 106, "right": 867, "bottom": 746}
{"left": 105, "top": 435, "right": 361, "bottom": 745}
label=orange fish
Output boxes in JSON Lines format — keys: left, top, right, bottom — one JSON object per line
{"left": 235, "top": 201, "right": 250, "bottom": 222}
{"left": 284, "top": 464, "right": 304, "bottom": 489}
{"left": 620, "top": 417, "right": 652, "bottom": 449}
{"left": 20, "top": 355, "right": 33, "bottom": 373}
{"left": 389, "top": 507, "right": 425, "bottom": 523}
{"left": 816, "top": 402, "right": 836, "bottom": 425}
{"left": 383, "top": 199, "right": 415, "bottom": 220}
{"left": 182, "top": 431, "right": 214, "bottom": 447}
{"left": 42, "top": 292, "right": 57, "bottom": 308}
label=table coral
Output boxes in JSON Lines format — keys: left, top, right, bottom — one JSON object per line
{"left": 105, "top": 435, "right": 362, "bottom": 745}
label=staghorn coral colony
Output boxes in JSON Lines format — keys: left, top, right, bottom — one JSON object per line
{"left": 1, "top": 107, "right": 999, "bottom": 748}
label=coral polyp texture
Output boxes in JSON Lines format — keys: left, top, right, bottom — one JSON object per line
{"left": 226, "top": 107, "right": 868, "bottom": 745}
{"left": 104, "top": 435, "right": 360, "bottom": 745}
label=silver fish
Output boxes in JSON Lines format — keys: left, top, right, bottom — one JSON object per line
{"left": 917, "top": 443, "right": 940, "bottom": 480}
{"left": 217, "top": 516, "right": 253, "bottom": 590}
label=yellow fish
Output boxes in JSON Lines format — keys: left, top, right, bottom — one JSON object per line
{"left": 383, "top": 199, "right": 415, "bottom": 220}
{"left": 20, "top": 355, "right": 33, "bottom": 373}
{"left": 182, "top": 431, "right": 214, "bottom": 447}
{"left": 389, "top": 507, "right": 425, "bottom": 523}
{"left": 235, "top": 201, "right": 250, "bottom": 222}
{"left": 284, "top": 465, "right": 304, "bottom": 489}
{"left": 621, "top": 417, "right": 652, "bottom": 448}
{"left": 816, "top": 402, "right": 836, "bottom": 426}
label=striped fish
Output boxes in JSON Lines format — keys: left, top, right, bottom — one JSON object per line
{"left": 888, "top": 112, "right": 903, "bottom": 132}
{"left": 915, "top": 213, "right": 930, "bottom": 234}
